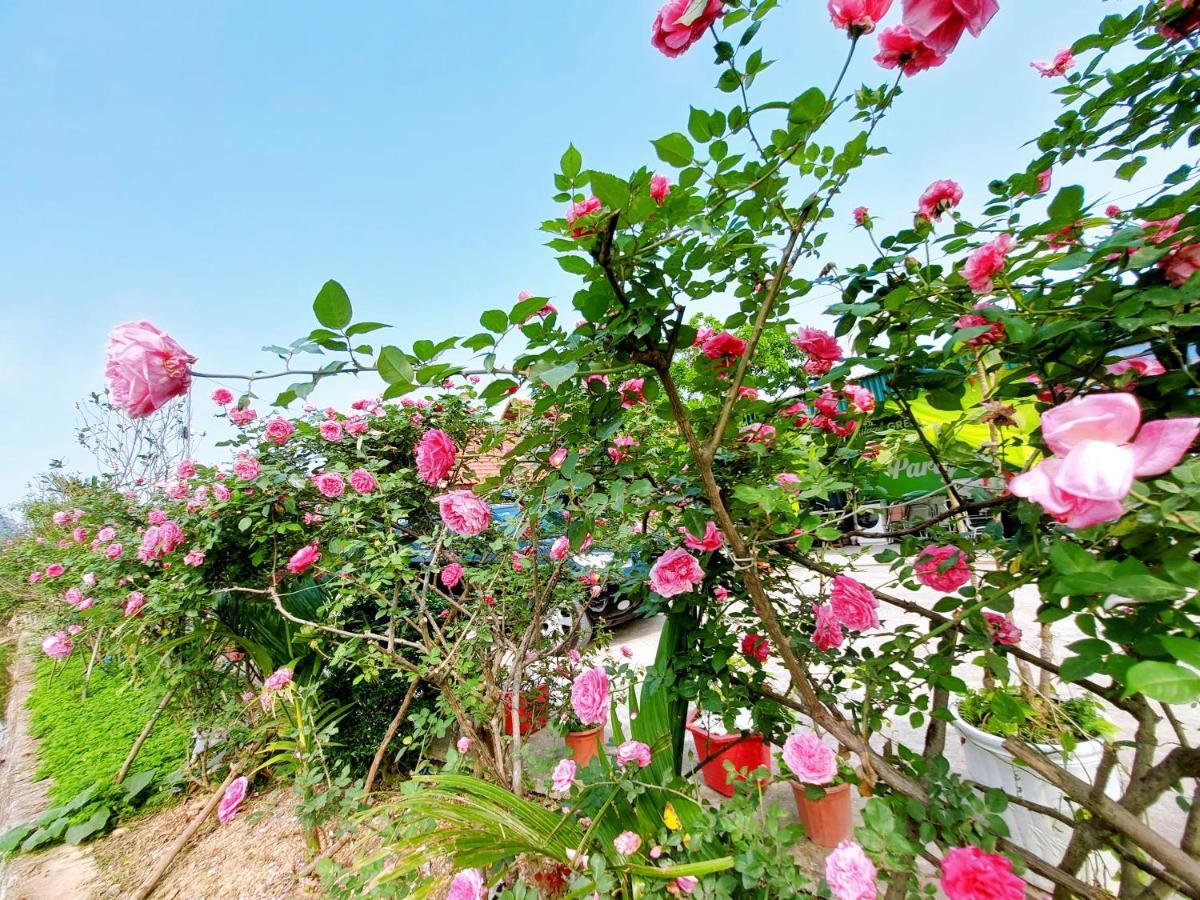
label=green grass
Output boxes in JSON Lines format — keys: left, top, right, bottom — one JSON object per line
{"left": 27, "top": 652, "right": 189, "bottom": 804}
{"left": 0, "top": 641, "right": 15, "bottom": 716}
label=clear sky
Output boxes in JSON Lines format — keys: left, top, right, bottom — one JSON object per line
{"left": 0, "top": 1, "right": 1164, "bottom": 509}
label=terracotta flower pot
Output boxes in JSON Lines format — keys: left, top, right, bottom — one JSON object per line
{"left": 790, "top": 780, "right": 852, "bottom": 848}
{"left": 501, "top": 682, "right": 550, "bottom": 737}
{"left": 685, "top": 711, "right": 771, "bottom": 798}
{"left": 565, "top": 724, "right": 605, "bottom": 768}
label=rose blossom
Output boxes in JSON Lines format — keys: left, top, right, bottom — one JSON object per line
{"left": 1031, "top": 48, "right": 1075, "bottom": 77}
{"left": 714, "top": 586, "right": 730, "bottom": 603}
{"left": 549, "top": 757, "right": 577, "bottom": 795}
{"left": 349, "top": 468, "right": 378, "bottom": 494}
{"left": 614, "top": 831, "right": 643, "bottom": 856}
{"left": 446, "top": 869, "right": 484, "bottom": 900}
{"left": 1009, "top": 393, "right": 1199, "bottom": 529}
{"left": 456, "top": 736, "right": 471, "bottom": 754}
{"left": 615, "top": 740, "right": 652, "bottom": 768}
{"left": 618, "top": 377, "right": 645, "bottom": 408}
{"left": 549, "top": 536, "right": 570, "bottom": 561}
{"left": 437, "top": 491, "right": 492, "bottom": 536}
{"left": 565, "top": 195, "right": 602, "bottom": 237}
{"left": 791, "top": 327, "right": 842, "bottom": 375}
{"left": 783, "top": 732, "right": 838, "bottom": 785}
{"left": 78, "top": 596, "right": 95, "bottom": 610}
{"left": 650, "top": 173, "right": 671, "bottom": 204}
{"left": 917, "top": 179, "right": 963, "bottom": 221}
{"left": 776, "top": 473, "right": 800, "bottom": 488}
{"left": 913, "top": 544, "right": 971, "bottom": 592}
{"left": 1106, "top": 356, "right": 1166, "bottom": 378}
{"left": 441, "top": 563, "right": 464, "bottom": 589}
{"left": 264, "top": 417, "right": 295, "bottom": 445}
{"left": 647, "top": 547, "right": 705, "bottom": 597}
{"left": 570, "top": 666, "right": 609, "bottom": 726}
{"left": 105, "top": 543, "right": 123, "bottom": 560}
{"left": 184, "top": 548, "right": 205, "bottom": 567}
{"left": 67, "top": 624, "right": 84, "bottom": 636}
{"left": 825, "top": 840, "right": 878, "bottom": 900}
{"left": 287, "top": 541, "right": 321, "bottom": 575}
{"left": 212, "top": 483, "right": 231, "bottom": 502}
{"left": 217, "top": 776, "right": 249, "bottom": 825}
{"left": 105, "top": 321, "right": 195, "bottom": 418}
{"left": 672, "top": 876, "right": 699, "bottom": 895}
{"left": 264, "top": 667, "right": 293, "bottom": 691}
{"left": 51, "top": 510, "right": 70, "bottom": 526}
{"left": 962, "top": 233, "right": 1015, "bottom": 294}
{"left": 955, "top": 306, "right": 1006, "bottom": 346}
{"left": 901, "top": 0, "right": 998, "bottom": 55}
{"left": 548, "top": 448, "right": 568, "bottom": 468}
{"left": 939, "top": 846, "right": 1024, "bottom": 900}
{"left": 124, "top": 591, "right": 146, "bottom": 617}
{"left": 228, "top": 407, "right": 258, "bottom": 426}
{"left": 813, "top": 602, "right": 845, "bottom": 651}
{"left": 318, "top": 420, "right": 343, "bottom": 443}
{"left": 311, "top": 472, "right": 345, "bottom": 498}
{"left": 233, "top": 457, "right": 261, "bottom": 481}
{"left": 700, "top": 331, "right": 747, "bottom": 361}
{"left": 1162, "top": 243, "right": 1200, "bottom": 287}
{"left": 44, "top": 563, "right": 65, "bottom": 578}
{"left": 64, "top": 587, "right": 84, "bottom": 605}
{"left": 82, "top": 572, "right": 97, "bottom": 587}
{"left": 651, "top": 0, "right": 724, "bottom": 57}
{"left": 680, "top": 521, "right": 723, "bottom": 552}
{"left": 853, "top": 206, "right": 870, "bottom": 226}
{"left": 414, "top": 428, "right": 458, "bottom": 485}
{"left": 741, "top": 633, "right": 770, "bottom": 662}
{"left": 830, "top": 575, "right": 881, "bottom": 631}
{"left": 42, "top": 631, "right": 74, "bottom": 660}
{"left": 982, "top": 611, "right": 1022, "bottom": 645}
{"left": 211, "top": 387, "right": 234, "bottom": 406}
{"left": 829, "top": 0, "right": 893, "bottom": 34}
{"left": 874, "top": 24, "right": 946, "bottom": 75}
{"left": 72, "top": 527, "right": 88, "bottom": 542}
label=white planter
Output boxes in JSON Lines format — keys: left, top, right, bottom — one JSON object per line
{"left": 951, "top": 707, "right": 1120, "bottom": 891}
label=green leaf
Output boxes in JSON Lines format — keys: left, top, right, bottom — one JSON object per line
{"left": 0, "top": 823, "right": 33, "bottom": 854}
{"left": 537, "top": 362, "right": 579, "bottom": 390}
{"left": 412, "top": 339, "right": 437, "bottom": 361}
{"left": 480, "top": 309, "right": 509, "bottom": 333}
{"left": 1124, "top": 661, "right": 1200, "bottom": 704}
{"left": 344, "top": 321, "right": 389, "bottom": 336}
{"left": 1161, "top": 637, "right": 1200, "bottom": 671}
{"left": 1047, "top": 186, "right": 1084, "bottom": 226}
{"left": 120, "top": 769, "right": 157, "bottom": 802}
{"left": 558, "top": 255, "right": 593, "bottom": 276}
{"left": 560, "top": 144, "right": 582, "bottom": 178}
{"left": 377, "top": 346, "right": 413, "bottom": 384}
{"left": 788, "top": 87, "right": 826, "bottom": 125}
{"left": 687, "top": 107, "right": 712, "bottom": 143}
{"left": 1049, "top": 542, "right": 1095, "bottom": 575}
{"left": 652, "top": 133, "right": 694, "bottom": 167}
{"left": 589, "top": 171, "right": 629, "bottom": 213}
{"left": 65, "top": 808, "right": 111, "bottom": 845}
{"left": 312, "top": 280, "right": 352, "bottom": 330}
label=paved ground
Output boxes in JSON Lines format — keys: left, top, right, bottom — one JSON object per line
{"left": 521, "top": 544, "right": 1197, "bottom": 894}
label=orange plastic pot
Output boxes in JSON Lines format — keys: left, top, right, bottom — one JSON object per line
{"left": 685, "top": 712, "right": 771, "bottom": 798}
{"left": 790, "top": 781, "right": 852, "bottom": 848}
{"left": 565, "top": 724, "right": 605, "bottom": 768}
{"left": 501, "top": 682, "right": 550, "bottom": 737}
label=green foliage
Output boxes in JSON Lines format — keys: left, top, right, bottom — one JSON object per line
{"left": 957, "top": 688, "right": 1115, "bottom": 744}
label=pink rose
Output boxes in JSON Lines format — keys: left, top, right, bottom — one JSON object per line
{"left": 441, "top": 563, "right": 464, "bottom": 589}
{"left": 813, "top": 603, "right": 845, "bottom": 651}
{"left": 446, "top": 869, "right": 484, "bottom": 900}
{"left": 97, "top": 526, "right": 117, "bottom": 543}
{"left": 211, "top": 387, "right": 234, "bottom": 406}
{"left": 955, "top": 307, "right": 1006, "bottom": 346}
{"left": 844, "top": 385, "right": 876, "bottom": 413}
{"left": 1036, "top": 168, "right": 1053, "bottom": 194}
{"left": 552, "top": 758, "right": 577, "bottom": 794}
{"left": 570, "top": 666, "right": 609, "bottom": 726}
{"left": 217, "top": 776, "right": 248, "bottom": 825}
{"left": 311, "top": 472, "right": 345, "bottom": 498}
{"left": 615, "top": 739, "right": 652, "bottom": 768}
{"left": 67, "top": 624, "right": 84, "bottom": 636}
{"left": 184, "top": 548, "right": 205, "bottom": 567}
{"left": 680, "top": 521, "right": 724, "bottom": 552}
{"left": 651, "top": 0, "right": 724, "bottom": 57}
{"left": 349, "top": 468, "right": 378, "bottom": 494}
{"left": 1162, "top": 243, "right": 1200, "bottom": 287}
{"left": 1106, "top": 356, "right": 1166, "bottom": 378}
{"left": 738, "top": 422, "right": 775, "bottom": 444}
{"left": 233, "top": 458, "right": 261, "bottom": 481}
{"left": 177, "top": 459, "right": 197, "bottom": 479}
{"left": 917, "top": 179, "right": 963, "bottom": 222}
{"left": 212, "top": 483, "right": 231, "bottom": 502}
{"left": 264, "top": 417, "right": 295, "bottom": 445}
{"left": 982, "top": 611, "right": 1022, "bottom": 646}
{"left": 82, "top": 572, "right": 97, "bottom": 587}
{"left": 830, "top": 576, "right": 880, "bottom": 631}
{"left": 287, "top": 541, "right": 320, "bottom": 575}
{"left": 78, "top": 596, "right": 95, "bottom": 611}
{"left": 228, "top": 407, "right": 258, "bottom": 427}
{"left": 828, "top": 0, "right": 893, "bottom": 34}
{"left": 647, "top": 547, "right": 705, "bottom": 598}
{"left": 650, "top": 173, "right": 671, "bottom": 204}
{"left": 901, "top": 0, "right": 998, "bottom": 55}
{"left": 939, "top": 846, "right": 1024, "bottom": 900}
{"left": 961, "top": 234, "right": 1015, "bottom": 294}
{"left": 437, "top": 491, "right": 491, "bottom": 536}
{"left": 614, "top": 831, "right": 642, "bottom": 856}
{"left": 72, "top": 527, "right": 88, "bottom": 542}
{"left": 672, "top": 876, "right": 699, "bottom": 895}
{"left": 776, "top": 473, "right": 800, "bottom": 488}
{"left": 264, "top": 667, "right": 293, "bottom": 691}
{"left": 64, "top": 587, "right": 84, "bottom": 605}
{"left": 791, "top": 327, "right": 843, "bottom": 375}
{"left": 124, "top": 591, "right": 146, "bottom": 617}
{"left": 700, "top": 331, "right": 747, "bottom": 361}
{"left": 42, "top": 631, "right": 73, "bottom": 660}
{"left": 415, "top": 428, "right": 458, "bottom": 486}
{"left": 105, "top": 321, "right": 195, "bottom": 418}
{"left": 105, "top": 542, "right": 123, "bottom": 560}
{"left": 714, "top": 586, "right": 730, "bottom": 603}
{"left": 549, "top": 448, "right": 568, "bottom": 468}
{"left": 783, "top": 732, "right": 837, "bottom": 785}
{"left": 618, "top": 378, "right": 645, "bottom": 408}
{"left": 52, "top": 510, "right": 71, "bottom": 526}
{"left": 1009, "top": 393, "right": 1199, "bottom": 529}
{"left": 874, "top": 25, "right": 946, "bottom": 75}
{"left": 549, "top": 536, "right": 570, "bottom": 561}
{"left": 44, "top": 563, "right": 65, "bottom": 578}
{"left": 456, "top": 736, "right": 471, "bottom": 754}
{"left": 344, "top": 416, "right": 368, "bottom": 435}
{"left": 566, "top": 195, "right": 602, "bottom": 237}
{"left": 741, "top": 633, "right": 770, "bottom": 662}
{"left": 913, "top": 544, "right": 971, "bottom": 592}
{"left": 852, "top": 206, "right": 870, "bottom": 226}
{"left": 825, "top": 840, "right": 878, "bottom": 900}
{"left": 319, "top": 420, "right": 344, "bottom": 443}
{"left": 1031, "top": 48, "right": 1074, "bottom": 77}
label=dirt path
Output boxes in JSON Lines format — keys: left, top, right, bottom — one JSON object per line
{"left": 0, "top": 635, "right": 100, "bottom": 899}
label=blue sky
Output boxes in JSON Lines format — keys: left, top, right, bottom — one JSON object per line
{"left": 0, "top": 1, "right": 1159, "bottom": 508}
